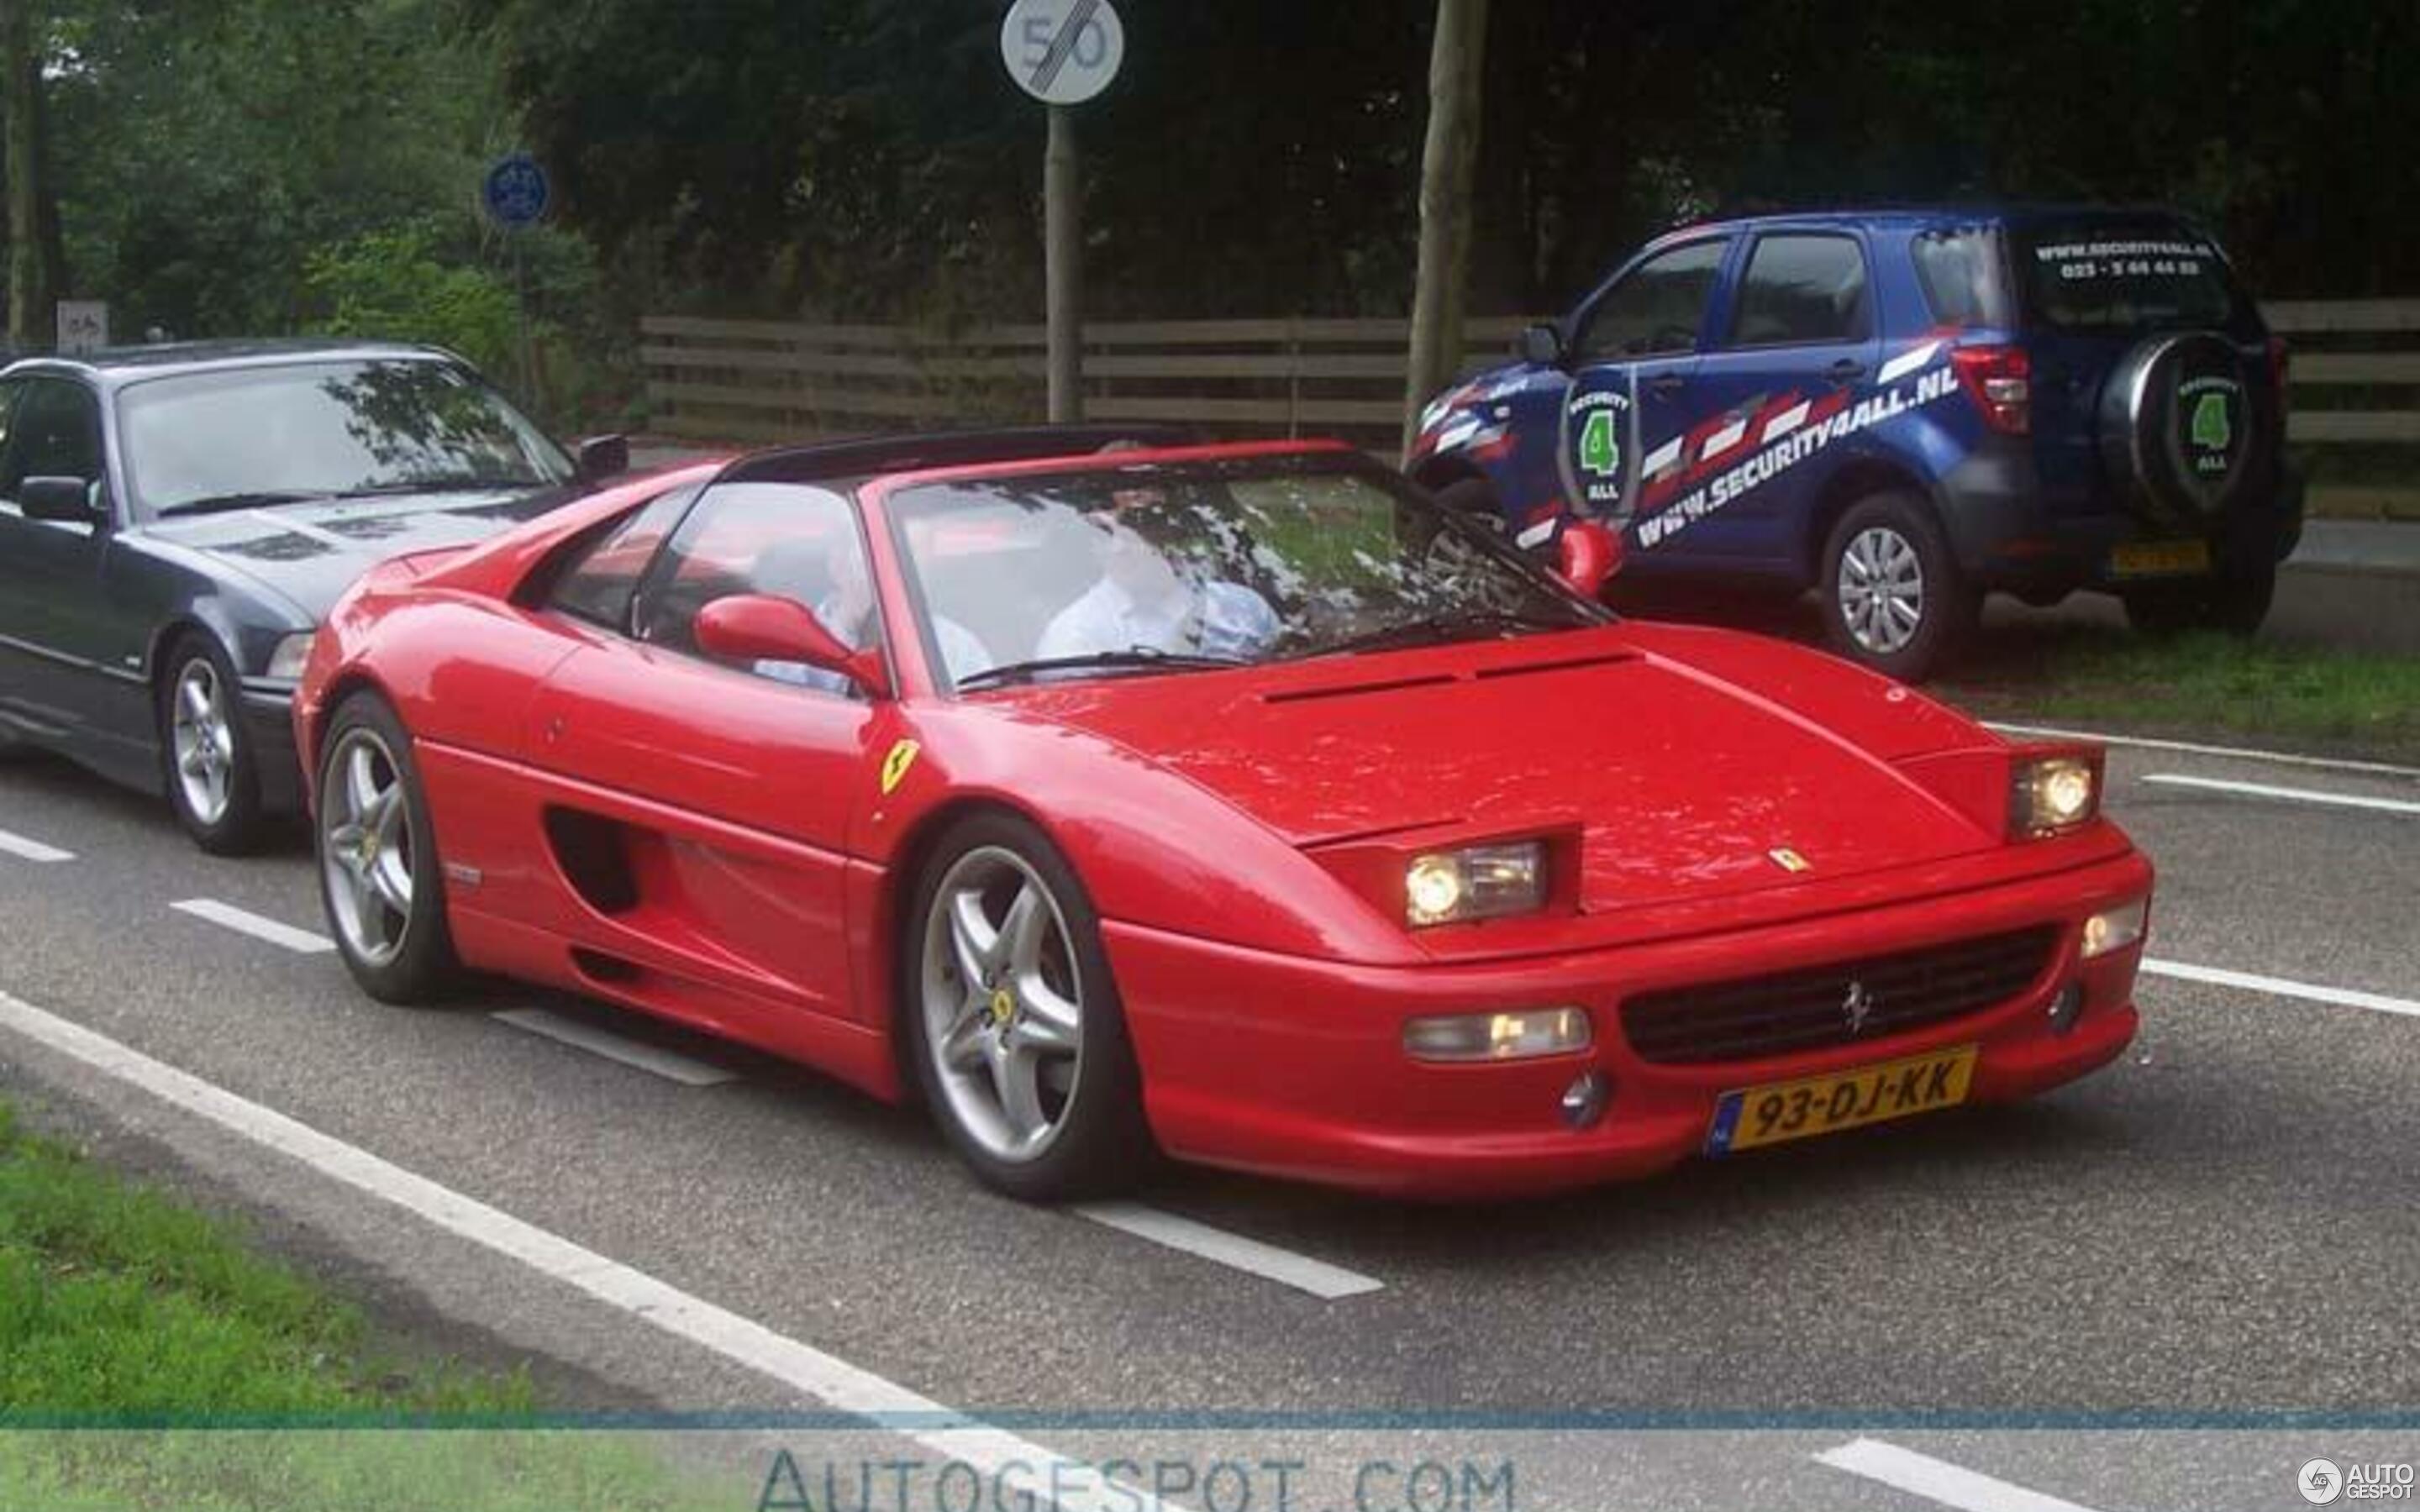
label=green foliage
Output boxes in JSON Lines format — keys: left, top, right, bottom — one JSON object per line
{"left": 302, "top": 223, "right": 519, "bottom": 375}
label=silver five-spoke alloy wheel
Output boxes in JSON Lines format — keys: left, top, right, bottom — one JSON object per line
{"left": 170, "top": 659, "right": 237, "bottom": 827}
{"left": 919, "top": 846, "right": 1086, "bottom": 1163}
{"left": 1837, "top": 523, "right": 1926, "bottom": 655}
{"left": 320, "top": 729, "right": 416, "bottom": 969}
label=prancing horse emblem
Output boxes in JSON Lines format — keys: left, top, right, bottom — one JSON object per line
{"left": 1842, "top": 979, "right": 1876, "bottom": 1036}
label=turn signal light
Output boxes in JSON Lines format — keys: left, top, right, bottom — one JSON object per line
{"left": 1403, "top": 1007, "right": 1591, "bottom": 1063}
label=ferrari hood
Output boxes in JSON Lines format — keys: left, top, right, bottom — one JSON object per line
{"left": 1001, "top": 630, "right": 2000, "bottom": 914}
{"left": 137, "top": 485, "right": 577, "bottom": 620}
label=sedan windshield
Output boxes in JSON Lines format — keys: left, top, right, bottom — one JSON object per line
{"left": 886, "top": 454, "right": 1607, "bottom": 691}
{"left": 118, "top": 359, "right": 571, "bottom": 520}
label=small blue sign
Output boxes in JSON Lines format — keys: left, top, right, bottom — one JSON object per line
{"left": 481, "top": 153, "right": 550, "bottom": 230}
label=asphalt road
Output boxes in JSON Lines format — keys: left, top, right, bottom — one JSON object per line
{"left": 1, "top": 726, "right": 2416, "bottom": 1511}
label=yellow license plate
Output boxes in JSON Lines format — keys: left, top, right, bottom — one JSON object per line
{"left": 1706, "top": 1046, "right": 1977, "bottom": 1155}
{"left": 2110, "top": 538, "right": 2210, "bottom": 577}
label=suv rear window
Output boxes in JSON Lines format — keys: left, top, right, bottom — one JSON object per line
{"left": 2020, "top": 223, "right": 2238, "bottom": 330}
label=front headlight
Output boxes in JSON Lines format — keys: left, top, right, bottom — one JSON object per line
{"left": 2081, "top": 897, "right": 2149, "bottom": 958}
{"left": 266, "top": 631, "right": 317, "bottom": 681}
{"left": 1405, "top": 841, "right": 1546, "bottom": 927}
{"left": 2011, "top": 753, "right": 2100, "bottom": 837}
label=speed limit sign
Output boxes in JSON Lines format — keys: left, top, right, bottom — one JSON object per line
{"left": 1000, "top": 0, "right": 1124, "bottom": 107}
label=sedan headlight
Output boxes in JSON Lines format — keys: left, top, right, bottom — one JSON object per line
{"left": 2011, "top": 753, "right": 2100, "bottom": 837}
{"left": 1405, "top": 841, "right": 1546, "bottom": 927}
{"left": 1403, "top": 1007, "right": 1591, "bottom": 1063}
{"left": 266, "top": 631, "right": 318, "bottom": 681}
{"left": 2081, "top": 897, "right": 2149, "bottom": 958}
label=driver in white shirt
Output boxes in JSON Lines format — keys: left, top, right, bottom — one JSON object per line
{"left": 1034, "top": 491, "right": 1278, "bottom": 663}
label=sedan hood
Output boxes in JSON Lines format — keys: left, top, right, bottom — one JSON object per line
{"left": 999, "top": 629, "right": 2000, "bottom": 915}
{"left": 138, "top": 485, "right": 577, "bottom": 620}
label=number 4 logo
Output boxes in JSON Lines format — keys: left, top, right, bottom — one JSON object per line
{"left": 1578, "top": 408, "right": 1622, "bottom": 477}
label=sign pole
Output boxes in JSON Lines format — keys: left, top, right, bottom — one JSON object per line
{"left": 1044, "top": 104, "right": 1081, "bottom": 423}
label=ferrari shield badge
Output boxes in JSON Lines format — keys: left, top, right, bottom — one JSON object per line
{"left": 1768, "top": 847, "right": 1812, "bottom": 874}
{"left": 880, "top": 739, "right": 922, "bottom": 796}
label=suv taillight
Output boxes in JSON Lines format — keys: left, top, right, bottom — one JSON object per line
{"left": 2268, "top": 335, "right": 2291, "bottom": 423}
{"left": 1950, "top": 344, "right": 2031, "bottom": 436}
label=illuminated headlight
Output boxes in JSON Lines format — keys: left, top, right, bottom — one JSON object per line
{"left": 2081, "top": 897, "right": 2149, "bottom": 958}
{"left": 1403, "top": 1007, "right": 1591, "bottom": 1063}
{"left": 1405, "top": 842, "right": 1546, "bottom": 927}
{"left": 2012, "top": 755, "right": 2099, "bottom": 837}
{"left": 266, "top": 632, "right": 317, "bottom": 681}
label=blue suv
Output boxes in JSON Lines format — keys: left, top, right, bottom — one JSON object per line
{"left": 1407, "top": 207, "right": 2302, "bottom": 680}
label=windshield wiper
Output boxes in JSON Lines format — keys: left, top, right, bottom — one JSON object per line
{"left": 155, "top": 490, "right": 332, "bottom": 517}
{"left": 955, "top": 647, "right": 1249, "bottom": 691}
{"left": 1316, "top": 606, "right": 1580, "bottom": 657}
{"left": 332, "top": 476, "right": 545, "bottom": 498}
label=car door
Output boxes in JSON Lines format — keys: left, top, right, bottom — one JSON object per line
{"left": 1686, "top": 229, "right": 1882, "bottom": 562}
{"left": 525, "top": 478, "right": 884, "bottom": 1025}
{"left": 0, "top": 375, "right": 121, "bottom": 740}
{"left": 1554, "top": 237, "right": 1730, "bottom": 566}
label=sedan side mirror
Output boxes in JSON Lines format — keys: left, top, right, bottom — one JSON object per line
{"left": 694, "top": 594, "right": 889, "bottom": 696}
{"left": 575, "top": 434, "right": 630, "bottom": 482}
{"left": 19, "top": 475, "right": 101, "bottom": 525}
{"left": 1518, "top": 323, "right": 1565, "bottom": 367}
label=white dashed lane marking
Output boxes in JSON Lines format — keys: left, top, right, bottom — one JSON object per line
{"left": 0, "top": 827, "right": 74, "bottom": 863}
{"left": 0, "top": 985, "right": 1183, "bottom": 1512}
{"left": 2140, "top": 773, "right": 2420, "bottom": 817}
{"left": 1071, "top": 1200, "right": 1384, "bottom": 1299}
{"left": 1817, "top": 1437, "right": 2106, "bottom": 1512}
{"left": 170, "top": 899, "right": 335, "bottom": 954}
{"left": 2144, "top": 958, "right": 2420, "bottom": 1021}
{"left": 492, "top": 1007, "right": 739, "bottom": 1086}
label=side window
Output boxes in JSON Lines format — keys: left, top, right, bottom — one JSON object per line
{"left": 0, "top": 380, "right": 27, "bottom": 497}
{"left": 633, "top": 481, "right": 871, "bottom": 675}
{"left": 1728, "top": 234, "right": 1871, "bottom": 347}
{"left": 1, "top": 380, "right": 103, "bottom": 498}
{"left": 1574, "top": 239, "right": 1728, "bottom": 362}
{"left": 1912, "top": 228, "right": 2012, "bottom": 329}
{"left": 544, "top": 484, "right": 701, "bottom": 631}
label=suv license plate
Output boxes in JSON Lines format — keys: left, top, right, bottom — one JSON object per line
{"left": 2111, "top": 539, "right": 2211, "bottom": 577}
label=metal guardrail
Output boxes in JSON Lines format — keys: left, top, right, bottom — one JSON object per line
{"left": 644, "top": 304, "right": 2420, "bottom": 510}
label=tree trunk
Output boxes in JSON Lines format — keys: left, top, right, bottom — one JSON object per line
{"left": 2, "top": 0, "right": 53, "bottom": 350}
{"left": 1401, "top": 0, "right": 1488, "bottom": 459}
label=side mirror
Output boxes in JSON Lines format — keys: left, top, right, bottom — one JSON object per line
{"left": 575, "top": 434, "right": 630, "bottom": 482}
{"left": 694, "top": 594, "right": 889, "bottom": 695}
{"left": 19, "top": 475, "right": 100, "bottom": 525}
{"left": 1518, "top": 323, "right": 1565, "bottom": 367}
{"left": 1555, "top": 520, "right": 1622, "bottom": 600}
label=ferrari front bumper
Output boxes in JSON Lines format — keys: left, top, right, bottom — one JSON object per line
{"left": 1105, "top": 849, "right": 2152, "bottom": 1199}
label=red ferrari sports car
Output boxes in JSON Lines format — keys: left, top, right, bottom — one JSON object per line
{"left": 295, "top": 428, "right": 2152, "bottom": 1200}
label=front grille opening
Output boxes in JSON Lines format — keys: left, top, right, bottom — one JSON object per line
{"left": 1620, "top": 926, "right": 2060, "bottom": 1066}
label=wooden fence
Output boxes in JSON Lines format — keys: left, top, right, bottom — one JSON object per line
{"left": 643, "top": 303, "right": 2420, "bottom": 513}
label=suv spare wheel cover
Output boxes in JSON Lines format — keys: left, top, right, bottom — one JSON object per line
{"left": 2099, "top": 331, "right": 2261, "bottom": 522}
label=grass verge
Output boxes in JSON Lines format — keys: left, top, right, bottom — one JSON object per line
{"left": 1939, "top": 627, "right": 2420, "bottom": 760}
{"left": 0, "top": 1098, "right": 734, "bottom": 1508}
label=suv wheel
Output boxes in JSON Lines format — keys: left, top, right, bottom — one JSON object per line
{"left": 2121, "top": 559, "right": 2276, "bottom": 637}
{"left": 1818, "top": 493, "right": 1973, "bottom": 681}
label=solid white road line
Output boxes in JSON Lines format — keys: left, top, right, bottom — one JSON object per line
{"left": 170, "top": 898, "right": 335, "bottom": 954}
{"left": 0, "top": 985, "right": 1180, "bottom": 1512}
{"left": 0, "top": 827, "right": 74, "bottom": 863}
{"left": 1985, "top": 722, "right": 2420, "bottom": 780}
{"left": 2140, "top": 772, "right": 2420, "bottom": 816}
{"left": 1816, "top": 1438, "right": 2105, "bottom": 1512}
{"left": 1071, "top": 1200, "right": 1384, "bottom": 1300}
{"left": 492, "top": 1008, "right": 739, "bottom": 1087}
{"left": 2143, "top": 958, "right": 2420, "bottom": 1021}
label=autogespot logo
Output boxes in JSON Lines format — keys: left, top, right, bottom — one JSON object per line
{"left": 2302, "top": 1457, "right": 2420, "bottom": 1504}
{"left": 2305, "top": 1461, "right": 2345, "bottom": 1505}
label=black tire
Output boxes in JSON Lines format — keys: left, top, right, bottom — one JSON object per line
{"left": 2121, "top": 559, "right": 2276, "bottom": 637}
{"left": 157, "top": 633, "right": 268, "bottom": 854}
{"left": 900, "top": 811, "right": 1154, "bottom": 1201}
{"left": 1817, "top": 492, "right": 1975, "bottom": 682}
{"left": 313, "top": 691, "right": 459, "bottom": 1005}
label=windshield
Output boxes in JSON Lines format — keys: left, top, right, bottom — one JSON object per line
{"left": 2021, "top": 222, "right": 2241, "bottom": 331}
{"left": 117, "top": 359, "right": 571, "bottom": 519}
{"left": 885, "top": 454, "right": 1606, "bottom": 691}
